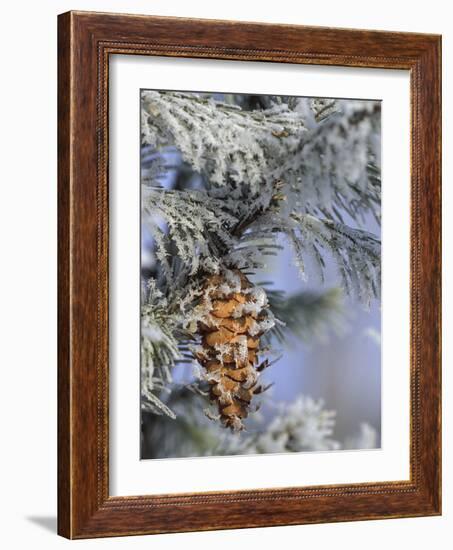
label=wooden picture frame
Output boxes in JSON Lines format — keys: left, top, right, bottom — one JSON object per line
{"left": 58, "top": 10, "right": 441, "bottom": 539}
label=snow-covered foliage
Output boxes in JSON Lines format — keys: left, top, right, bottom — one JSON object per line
{"left": 143, "top": 187, "right": 238, "bottom": 276}
{"left": 141, "top": 280, "right": 181, "bottom": 418}
{"left": 236, "top": 396, "right": 340, "bottom": 453}
{"left": 142, "top": 90, "right": 308, "bottom": 189}
{"left": 240, "top": 210, "right": 381, "bottom": 305}
{"left": 143, "top": 391, "right": 379, "bottom": 458}
{"left": 283, "top": 100, "right": 381, "bottom": 224}
{"left": 139, "top": 89, "right": 382, "bottom": 444}
{"left": 142, "top": 91, "right": 381, "bottom": 306}
{"left": 142, "top": 91, "right": 381, "bottom": 224}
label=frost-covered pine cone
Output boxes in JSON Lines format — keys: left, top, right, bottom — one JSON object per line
{"left": 193, "top": 268, "right": 275, "bottom": 431}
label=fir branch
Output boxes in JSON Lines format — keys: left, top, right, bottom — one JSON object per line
{"left": 141, "top": 90, "right": 307, "bottom": 189}
{"left": 141, "top": 280, "right": 183, "bottom": 418}
{"left": 143, "top": 187, "right": 239, "bottom": 275}
{"left": 264, "top": 287, "right": 344, "bottom": 345}
{"left": 275, "top": 101, "right": 381, "bottom": 223}
{"left": 139, "top": 91, "right": 382, "bottom": 426}
{"left": 288, "top": 214, "right": 381, "bottom": 305}
{"left": 242, "top": 211, "right": 380, "bottom": 305}
{"left": 141, "top": 91, "right": 381, "bottom": 223}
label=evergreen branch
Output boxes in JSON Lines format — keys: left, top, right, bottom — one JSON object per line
{"left": 288, "top": 214, "right": 380, "bottom": 305}
{"left": 141, "top": 392, "right": 177, "bottom": 419}
{"left": 143, "top": 187, "right": 239, "bottom": 275}
{"left": 264, "top": 287, "right": 344, "bottom": 344}
{"left": 242, "top": 211, "right": 380, "bottom": 305}
{"left": 141, "top": 90, "right": 308, "bottom": 190}
{"left": 277, "top": 101, "right": 381, "bottom": 223}
{"left": 139, "top": 91, "right": 383, "bottom": 435}
{"left": 141, "top": 91, "right": 381, "bottom": 223}
{"left": 141, "top": 280, "right": 185, "bottom": 418}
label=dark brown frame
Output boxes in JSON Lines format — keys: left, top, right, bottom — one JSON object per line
{"left": 58, "top": 10, "right": 441, "bottom": 539}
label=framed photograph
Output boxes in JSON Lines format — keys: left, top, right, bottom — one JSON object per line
{"left": 58, "top": 11, "right": 441, "bottom": 539}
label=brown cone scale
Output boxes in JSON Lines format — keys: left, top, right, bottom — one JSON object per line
{"left": 194, "top": 268, "right": 272, "bottom": 431}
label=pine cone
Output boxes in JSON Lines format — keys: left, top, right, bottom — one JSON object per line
{"left": 194, "top": 268, "right": 274, "bottom": 431}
